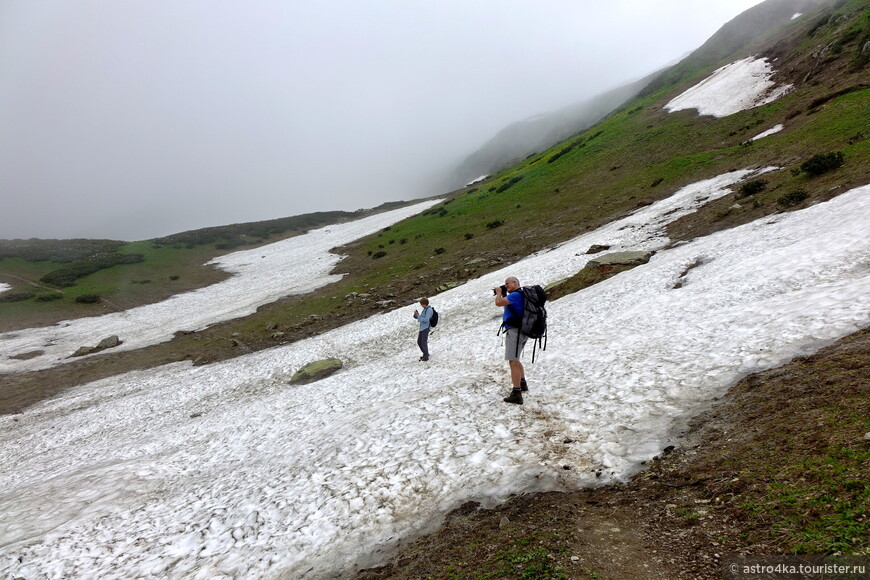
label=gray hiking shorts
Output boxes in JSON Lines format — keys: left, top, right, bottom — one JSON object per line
{"left": 504, "top": 327, "right": 528, "bottom": 361}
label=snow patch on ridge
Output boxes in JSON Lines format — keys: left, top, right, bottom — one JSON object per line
{"left": 665, "top": 57, "right": 793, "bottom": 117}
{"left": 751, "top": 123, "right": 784, "bottom": 141}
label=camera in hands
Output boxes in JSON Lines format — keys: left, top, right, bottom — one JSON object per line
{"left": 493, "top": 284, "right": 508, "bottom": 296}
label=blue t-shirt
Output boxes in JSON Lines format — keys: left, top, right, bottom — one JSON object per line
{"left": 502, "top": 291, "right": 524, "bottom": 328}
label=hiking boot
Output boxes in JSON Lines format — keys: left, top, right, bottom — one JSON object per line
{"left": 419, "top": 356, "right": 429, "bottom": 362}
{"left": 520, "top": 378, "right": 528, "bottom": 392}
{"left": 503, "top": 389, "right": 523, "bottom": 405}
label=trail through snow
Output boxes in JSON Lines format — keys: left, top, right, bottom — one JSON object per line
{"left": 2, "top": 171, "right": 868, "bottom": 579}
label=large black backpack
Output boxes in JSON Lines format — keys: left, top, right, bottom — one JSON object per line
{"left": 429, "top": 307, "right": 439, "bottom": 328}
{"left": 500, "top": 285, "right": 548, "bottom": 362}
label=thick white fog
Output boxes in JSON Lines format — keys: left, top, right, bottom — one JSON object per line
{"left": 0, "top": 0, "right": 766, "bottom": 240}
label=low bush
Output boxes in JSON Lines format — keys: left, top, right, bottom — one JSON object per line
{"left": 777, "top": 190, "right": 810, "bottom": 208}
{"left": 801, "top": 151, "right": 845, "bottom": 175}
{"left": 75, "top": 294, "right": 101, "bottom": 304}
{"left": 371, "top": 251, "right": 387, "bottom": 259}
{"left": 496, "top": 176, "right": 524, "bottom": 193}
{"left": 486, "top": 220, "right": 505, "bottom": 229}
{"left": 738, "top": 179, "right": 768, "bottom": 198}
{"left": 35, "top": 293, "right": 62, "bottom": 302}
{"left": 1, "top": 292, "right": 35, "bottom": 302}
{"left": 40, "top": 253, "right": 145, "bottom": 287}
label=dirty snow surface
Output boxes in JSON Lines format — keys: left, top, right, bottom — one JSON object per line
{"left": 0, "top": 201, "right": 440, "bottom": 374}
{"left": 665, "top": 56, "right": 793, "bottom": 117}
{"left": 2, "top": 174, "right": 869, "bottom": 579}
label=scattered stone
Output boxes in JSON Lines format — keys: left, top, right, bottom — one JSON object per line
{"left": 290, "top": 358, "right": 343, "bottom": 385}
{"left": 586, "top": 244, "right": 611, "bottom": 254}
{"left": 499, "top": 517, "right": 510, "bottom": 529}
{"left": 435, "top": 281, "right": 463, "bottom": 292}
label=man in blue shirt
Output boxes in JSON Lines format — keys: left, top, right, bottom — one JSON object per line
{"left": 413, "top": 298, "right": 433, "bottom": 361}
{"left": 494, "top": 276, "right": 528, "bottom": 404}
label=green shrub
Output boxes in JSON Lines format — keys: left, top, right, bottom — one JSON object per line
{"left": 464, "top": 233, "right": 474, "bottom": 240}
{"left": 777, "top": 190, "right": 810, "bottom": 208}
{"left": 738, "top": 179, "right": 768, "bottom": 198}
{"left": 1, "top": 292, "right": 35, "bottom": 302}
{"left": 801, "top": 151, "right": 845, "bottom": 175}
{"left": 40, "top": 253, "right": 145, "bottom": 287}
{"left": 371, "top": 251, "right": 387, "bottom": 259}
{"left": 496, "top": 176, "right": 524, "bottom": 193}
{"left": 75, "top": 294, "right": 101, "bottom": 304}
{"left": 434, "top": 247, "right": 446, "bottom": 255}
{"left": 35, "top": 293, "right": 62, "bottom": 302}
{"left": 486, "top": 220, "right": 504, "bottom": 229}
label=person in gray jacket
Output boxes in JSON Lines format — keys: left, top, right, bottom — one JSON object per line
{"left": 413, "top": 298, "right": 433, "bottom": 361}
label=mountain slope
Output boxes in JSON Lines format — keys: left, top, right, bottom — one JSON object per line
{"left": 0, "top": 0, "right": 868, "bottom": 577}
{"left": 446, "top": 73, "right": 654, "bottom": 190}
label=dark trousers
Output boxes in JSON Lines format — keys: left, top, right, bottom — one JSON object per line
{"left": 417, "top": 328, "right": 430, "bottom": 359}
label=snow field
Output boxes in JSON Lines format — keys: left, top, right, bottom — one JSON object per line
{"left": 1, "top": 170, "right": 868, "bottom": 578}
{"left": 0, "top": 200, "right": 442, "bottom": 374}
{"left": 665, "top": 56, "right": 793, "bottom": 117}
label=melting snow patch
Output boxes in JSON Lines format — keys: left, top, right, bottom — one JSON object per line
{"left": 792, "top": 12, "right": 803, "bottom": 20}
{"left": 466, "top": 174, "right": 489, "bottom": 186}
{"left": 0, "top": 283, "right": 9, "bottom": 295}
{"left": 751, "top": 123, "right": 784, "bottom": 141}
{"left": 665, "top": 56, "right": 793, "bottom": 117}
{"left": 2, "top": 170, "right": 869, "bottom": 579}
{"left": 0, "top": 200, "right": 441, "bottom": 373}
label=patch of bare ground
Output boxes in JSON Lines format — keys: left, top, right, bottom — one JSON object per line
{"left": 351, "top": 327, "right": 869, "bottom": 579}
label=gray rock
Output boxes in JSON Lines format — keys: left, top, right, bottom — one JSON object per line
{"left": 290, "top": 358, "right": 343, "bottom": 385}
{"left": 586, "top": 244, "right": 611, "bottom": 254}
{"left": 586, "top": 251, "right": 653, "bottom": 268}
{"left": 71, "top": 346, "right": 96, "bottom": 357}
{"left": 96, "top": 335, "right": 121, "bottom": 349}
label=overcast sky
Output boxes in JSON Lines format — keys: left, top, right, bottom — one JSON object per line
{"left": 0, "top": 0, "right": 766, "bottom": 241}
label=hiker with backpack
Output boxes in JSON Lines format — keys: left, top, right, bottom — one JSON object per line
{"left": 413, "top": 298, "right": 437, "bottom": 362}
{"left": 494, "top": 276, "right": 548, "bottom": 405}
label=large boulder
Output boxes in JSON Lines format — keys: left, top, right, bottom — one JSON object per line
{"left": 290, "top": 358, "right": 343, "bottom": 385}
{"left": 586, "top": 251, "right": 652, "bottom": 268}
{"left": 546, "top": 251, "right": 654, "bottom": 301}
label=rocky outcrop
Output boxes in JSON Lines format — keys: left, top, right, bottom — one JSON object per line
{"left": 70, "top": 335, "right": 122, "bottom": 358}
